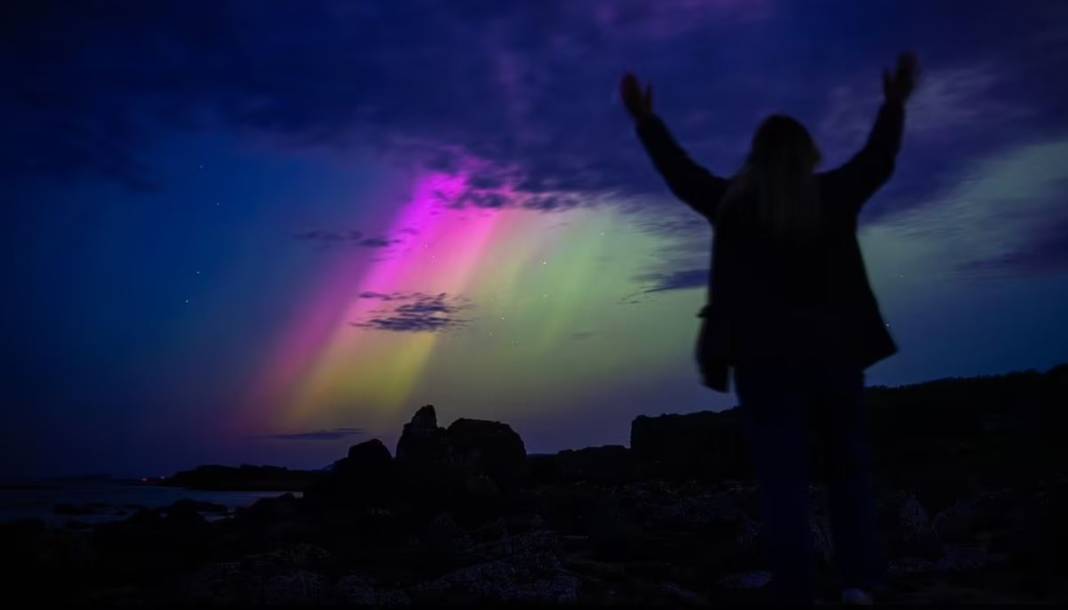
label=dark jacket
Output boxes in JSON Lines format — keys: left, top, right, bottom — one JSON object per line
{"left": 634, "top": 101, "right": 906, "bottom": 393}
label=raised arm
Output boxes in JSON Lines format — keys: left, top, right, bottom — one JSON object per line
{"left": 825, "top": 101, "right": 905, "bottom": 208}
{"left": 823, "top": 52, "right": 919, "bottom": 215}
{"left": 621, "top": 72, "right": 727, "bottom": 220}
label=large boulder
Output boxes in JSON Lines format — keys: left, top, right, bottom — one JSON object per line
{"left": 445, "top": 417, "right": 527, "bottom": 492}
{"left": 91, "top": 505, "right": 215, "bottom": 581}
{"left": 393, "top": 406, "right": 460, "bottom": 513}
{"left": 393, "top": 406, "right": 528, "bottom": 518}
{"left": 630, "top": 408, "right": 753, "bottom": 482}
{"left": 395, "top": 405, "right": 452, "bottom": 466}
{"left": 303, "top": 438, "right": 396, "bottom": 508}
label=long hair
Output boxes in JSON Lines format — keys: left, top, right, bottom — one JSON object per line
{"left": 715, "top": 114, "right": 824, "bottom": 243}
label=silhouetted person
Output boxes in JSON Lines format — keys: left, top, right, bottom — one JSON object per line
{"left": 622, "top": 52, "right": 920, "bottom": 606}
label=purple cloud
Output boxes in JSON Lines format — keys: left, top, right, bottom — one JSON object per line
{"left": 351, "top": 292, "right": 472, "bottom": 332}
{"left": 294, "top": 229, "right": 400, "bottom": 248}
{"left": 260, "top": 427, "right": 365, "bottom": 441}
{"left": 636, "top": 268, "right": 709, "bottom": 293}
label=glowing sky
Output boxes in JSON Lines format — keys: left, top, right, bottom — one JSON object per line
{"left": 4, "top": 0, "right": 1068, "bottom": 477}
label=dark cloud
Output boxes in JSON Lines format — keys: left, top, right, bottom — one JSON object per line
{"left": 293, "top": 229, "right": 363, "bottom": 242}
{"left": 357, "top": 290, "right": 400, "bottom": 300}
{"left": 260, "top": 427, "right": 364, "bottom": 441}
{"left": 449, "top": 191, "right": 510, "bottom": 209}
{"left": 294, "top": 229, "right": 398, "bottom": 247}
{"left": 351, "top": 292, "right": 471, "bottom": 332}
{"left": 633, "top": 215, "right": 709, "bottom": 238}
{"left": 357, "top": 236, "right": 396, "bottom": 248}
{"left": 8, "top": 0, "right": 1067, "bottom": 226}
{"left": 521, "top": 192, "right": 588, "bottom": 212}
{"left": 635, "top": 268, "right": 709, "bottom": 293}
{"left": 955, "top": 214, "right": 1068, "bottom": 278}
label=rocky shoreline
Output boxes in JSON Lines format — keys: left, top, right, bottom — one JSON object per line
{"left": 4, "top": 363, "right": 1066, "bottom": 606}
{"left": 150, "top": 465, "right": 322, "bottom": 492}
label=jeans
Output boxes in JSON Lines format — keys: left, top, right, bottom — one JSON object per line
{"left": 733, "top": 357, "right": 887, "bottom": 605}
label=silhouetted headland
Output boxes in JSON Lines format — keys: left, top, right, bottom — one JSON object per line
{"left": 152, "top": 464, "right": 322, "bottom": 492}
{"left": 3, "top": 363, "right": 1065, "bottom": 605}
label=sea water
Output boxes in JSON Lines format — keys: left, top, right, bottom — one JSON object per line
{"left": 0, "top": 478, "right": 298, "bottom": 526}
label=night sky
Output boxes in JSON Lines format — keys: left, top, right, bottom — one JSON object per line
{"left": 5, "top": 1, "right": 1068, "bottom": 478}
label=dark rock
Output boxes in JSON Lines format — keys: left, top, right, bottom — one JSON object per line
{"left": 409, "top": 552, "right": 579, "bottom": 604}
{"left": 54, "top": 502, "right": 111, "bottom": 516}
{"left": 936, "top": 544, "right": 1007, "bottom": 573}
{"left": 391, "top": 406, "right": 528, "bottom": 521}
{"left": 933, "top": 489, "right": 1015, "bottom": 544}
{"left": 166, "top": 499, "right": 229, "bottom": 514}
{"left": 504, "top": 511, "right": 548, "bottom": 535}
{"left": 524, "top": 453, "right": 563, "bottom": 485}
{"left": 630, "top": 408, "right": 753, "bottom": 481}
{"left": 887, "top": 544, "right": 1008, "bottom": 577}
{"left": 879, "top": 490, "right": 944, "bottom": 560}
{"left": 13, "top": 362, "right": 1068, "bottom": 606}
{"left": 2, "top": 518, "right": 97, "bottom": 593}
{"left": 636, "top": 482, "right": 750, "bottom": 532}
{"left": 445, "top": 417, "right": 527, "bottom": 491}
{"left": 91, "top": 505, "right": 214, "bottom": 581}
{"left": 409, "top": 529, "right": 579, "bottom": 604}
{"left": 717, "top": 570, "right": 772, "bottom": 590}
{"left": 246, "top": 543, "right": 333, "bottom": 571}
{"left": 542, "top": 445, "right": 637, "bottom": 485}
{"left": 395, "top": 405, "right": 451, "bottom": 466}
{"left": 1001, "top": 478, "right": 1067, "bottom": 577}
{"left": 164, "top": 500, "right": 211, "bottom": 528}
{"left": 238, "top": 492, "right": 301, "bottom": 522}
{"left": 453, "top": 473, "right": 505, "bottom": 524}
{"left": 393, "top": 406, "right": 458, "bottom": 514}
{"left": 303, "top": 438, "right": 396, "bottom": 508}
{"left": 185, "top": 544, "right": 333, "bottom": 606}
{"left": 160, "top": 464, "right": 320, "bottom": 491}
{"left": 587, "top": 494, "right": 647, "bottom": 561}
{"left": 867, "top": 365, "right": 1063, "bottom": 515}
{"left": 468, "top": 516, "right": 509, "bottom": 544}
{"left": 464, "top": 529, "right": 564, "bottom": 563}
{"left": 420, "top": 512, "right": 473, "bottom": 563}
{"left": 5, "top": 542, "right": 94, "bottom": 603}
{"left": 331, "top": 573, "right": 412, "bottom": 606}
{"left": 529, "top": 482, "right": 608, "bottom": 534}
{"left": 348, "top": 436, "right": 394, "bottom": 465}
{"left": 463, "top": 473, "right": 500, "bottom": 499}
{"left": 808, "top": 489, "right": 835, "bottom": 569}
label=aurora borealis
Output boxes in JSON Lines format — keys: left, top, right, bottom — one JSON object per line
{"left": 5, "top": 0, "right": 1068, "bottom": 478}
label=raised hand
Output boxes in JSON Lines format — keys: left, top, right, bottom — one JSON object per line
{"left": 883, "top": 52, "right": 920, "bottom": 105}
{"left": 621, "top": 71, "right": 654, "bottom": 121}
